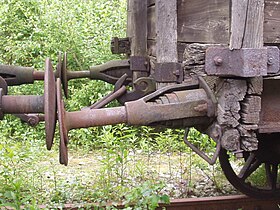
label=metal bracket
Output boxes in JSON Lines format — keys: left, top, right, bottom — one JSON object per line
{"left": 111, "top": 37, "right": 131, "bottom": 54}
{"left": 205, "top": 47, "right": 280, "bottom": 77}
{"left": 154, "top": 62, "right": 183, "bottom": 83}
{"left": 130, "top": 56, "right": 150, "bottom": 73}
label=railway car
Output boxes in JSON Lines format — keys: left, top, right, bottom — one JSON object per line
{"left": 0, "top": 0, "right": 279, "bottom": 199}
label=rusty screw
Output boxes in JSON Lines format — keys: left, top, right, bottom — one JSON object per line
{"left": 173, "top": 69, "right": 181, "bottom": 77}
{"left": 267, "top": 57, "right": 274, "bottom": 65}
{"left": 27, "top": 115, "right": 40, "bottom": 127}
{"left": 214, "top": 56, "right": 223, "bottom": 66}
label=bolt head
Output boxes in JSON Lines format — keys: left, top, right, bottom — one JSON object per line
{"left": 214, "top": 56, "right": 223, "bottom": 66}
{"left": 267, "top": 57, "right": 274, "bottom": 65}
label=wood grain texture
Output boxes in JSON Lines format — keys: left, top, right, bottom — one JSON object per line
{"left": 147, "top": 0, "right": 280, "bottom": 44}
{"left": 129, "top": 0, "right": 147, "bottom": 56}
{"left": 177, "top": 0, "right": 230, "bottom": 43}
{"left": 242, "top": 0, "right": 264, "bottom": 48}
{"left": 264, "top": 0, "right": 280, "bottom": 43}
{"left": 230, "top": 0, "right": 248, "bottom": 49}
{"left": 155, "top": 0, "right": 178, "bottom": 63}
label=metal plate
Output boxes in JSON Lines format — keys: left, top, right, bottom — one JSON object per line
{"left": 56, "top": 52, "right": 62, "bottom": 79}
{"left": 44, "top": 58, "right": 56, "bottom": 150}
{"left": 205, "top": 47, "right": 268, "bottom": 77}
{"left": 57, "top": 78, "right": 69, "bottom": 166}
{"left": 62, "top": 52, "right": 68, "bottom": 98}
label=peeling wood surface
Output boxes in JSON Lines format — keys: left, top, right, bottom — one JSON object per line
{"left": 146, "top": 0, "right": 280, "bottom": 44}
{"left": 229, "top": 0, "right": 264, "bottom": 151}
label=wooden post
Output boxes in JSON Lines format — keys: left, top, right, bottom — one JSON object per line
{"left": 218, "top": 0, "right": 265, "bottom": 152}
{"left": 128, "top": 0, "right": 148, "bottom": 81}
{"left": 155, "top": 0, "right": 178, "bottom": 89}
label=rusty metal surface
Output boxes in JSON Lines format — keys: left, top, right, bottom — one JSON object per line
{"left": 154, "top": 62, "right": 183, "bottom": 83}
{"left": 89, "top": 59, "right": 132, "bottom": 85}
{"left": 184, "top": 126, "right": 221, "bottom": 165}
{"left": 267, "top": 46, "right": 280, "bottom": 74}
{"left": 130, "top": 56, "right": 149, "bottom": 72}
{"left": 57, "top": 78, "right": 69, "bottom": 165}
{"left": 2, "top": 95, "right": 44, "bottom": 113}
{"left": 44, "top": 58, "right": 57, "bottom": 150}
{"left": 259, "top": 79, "right": 280, "bottom": 133}
{"left": 125, "top": 88, "right": 211, "bottom": 125}
{"left": 88, "top": 85, "right": 126, "bottom": 109}
{"left": 14, "top": 114, "right": 44, "bottom": 127}
{"left": 205, "top": 47, "right": 268, "bottom": 77}
{"left": 61, "top": 52, "right": 69, "bottom": 98}
{"left": 0, "top": 64, "right": 34, "bottom": 85}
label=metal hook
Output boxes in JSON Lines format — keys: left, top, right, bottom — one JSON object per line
{"left": 184, "top": 127, "right": 221, "bottom": 165}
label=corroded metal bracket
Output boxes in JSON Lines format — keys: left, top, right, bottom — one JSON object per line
{"left": 154, "top": 62, "right": 183, "bottom": 83}
{"left": 130, "top": 56, "right": 150, "bottom": 73}
{"left": 205, "top": 47, "right": 280, "bottom": 77}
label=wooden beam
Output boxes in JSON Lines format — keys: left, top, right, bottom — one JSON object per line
{"left": 225, "top": 0, "right": 264, "bottom": 151}
{"left": 155, "top": 0, "right": 178, "bottom": 63}
{"left": 147, "top": 0, "right": 280, "bottom": 44}
{"left": 129, "top": 0, "right": 147, "bottom": 56}
{"left": 128, "top": 0, "right": 148, "bottom": 80}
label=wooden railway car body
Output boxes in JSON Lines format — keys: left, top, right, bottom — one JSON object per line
{"left": 121, "top": 0, "right": 280, "bottom": 198}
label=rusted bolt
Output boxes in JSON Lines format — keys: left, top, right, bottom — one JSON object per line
{"left": 138, "top": 81, "right": 148, "bottom": 92}
{"left": 214, "top": 56, "right": 223, "bottom": 66}
{"left": 173, "top": 70, "right": 180, "bottom": 76}
{"left": 27, "top": 116, "right": 40, "bottom": 127}
{"left": 267, "top": 57, "right": 274, "bottom": 65}
{"left": 194, "top": 103, "right": 208, "bottom": 113}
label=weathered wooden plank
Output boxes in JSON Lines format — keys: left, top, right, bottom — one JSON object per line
{"left": 148, "top": 40, "right": 186, "bottom": 62}
{"left": 126, "top": 0, "right": 132, "bottom": 37}
{"left": 243, "top": 0, "right": 264, "bottom": 48}
{"left": 129, "top": 0, "right": 147, "bottom": 56}
{"left": 264, "top": 0, "right": 280, "bottom": 43}
{"left": 155, "top": 0, "right": 178, "bottom": 63}
{"left": 128, "top": 0, "right": 148, "bottom": 80}
{"left": 229, "top": 0, "right": 248, "bottom": 49}
{"left": 177, "top": 0, "right": 230, "bottom": 44}
{"left": 148, "top": 0, "right": 229, "bottom": 43}
{"left": 147, "top": 0, "right": 280, "bottom": 44}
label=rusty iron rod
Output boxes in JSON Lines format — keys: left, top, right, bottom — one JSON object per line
{"left": 2, "top": 95, "right": 44, "bottom": 114}
{"left": 89, "top": 86, "right": 127, "bottom": 109}
{"left": 66, "top": 71, "right": 91, "bottom": 80}
{"left": 65, "top": 107, "right": 127, "bottom": 130}
{"left": 32, "top": 71, "right": 45, "bottom": 80}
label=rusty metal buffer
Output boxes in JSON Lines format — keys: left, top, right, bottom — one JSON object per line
{"left": 0, "top": 45, "right": 280, "bottom": 198}
{"left": 0, "top": 47, "right": 279, "bottom": 152}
